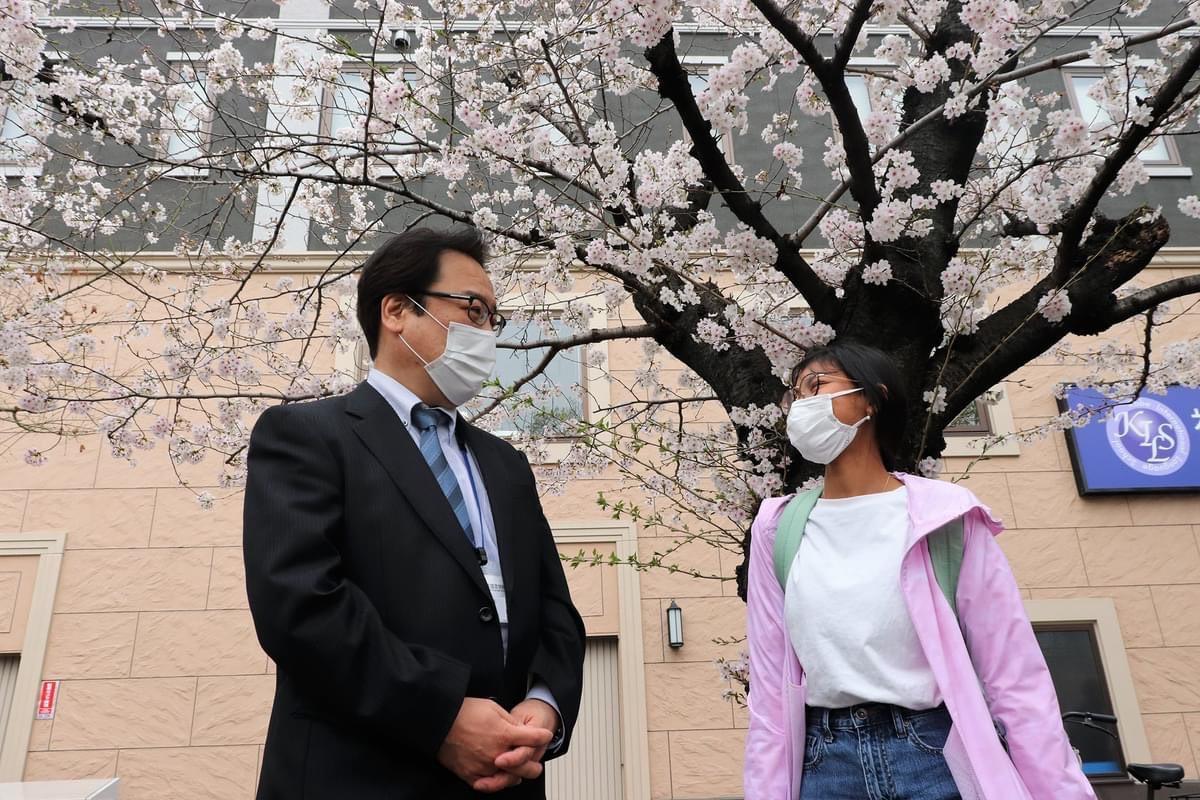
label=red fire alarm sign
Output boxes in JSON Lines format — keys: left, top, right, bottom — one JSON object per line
{"left": 36, "top": 680, "right": 60, "bottom": 720}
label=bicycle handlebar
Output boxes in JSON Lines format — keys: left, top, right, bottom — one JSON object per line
{"left": 1063, "top": 711, "right": 1117, "bottom": 724}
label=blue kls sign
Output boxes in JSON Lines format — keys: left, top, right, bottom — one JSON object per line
{"left": 1060, "top": 386, "right": 1200, "bottom": 495}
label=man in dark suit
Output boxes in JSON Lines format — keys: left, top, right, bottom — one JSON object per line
{"left": 243, "top": 226, "right": 587, "bottom": 799}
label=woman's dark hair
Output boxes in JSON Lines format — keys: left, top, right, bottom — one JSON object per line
{"left": 790, "top": 341, "right": 909, "bottom": 470}
{"left": 356, "top": 226, "right": 488, "bottom": 359}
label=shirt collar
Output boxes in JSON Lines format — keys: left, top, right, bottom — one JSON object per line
{"left": 366, "top": 367, "right": 459, "bottom": 436}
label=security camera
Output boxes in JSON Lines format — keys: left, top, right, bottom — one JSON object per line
{"left": 390, "top": 29, "right": 411, "bottom": 51}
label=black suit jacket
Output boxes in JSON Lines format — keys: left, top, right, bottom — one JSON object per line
{"left": 243, "top": 381, "right": 587, "bottom": 799}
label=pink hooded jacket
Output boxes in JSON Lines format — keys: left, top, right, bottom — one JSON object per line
{"left": 744, "top": 473, "right": 1097, "bottom": 800}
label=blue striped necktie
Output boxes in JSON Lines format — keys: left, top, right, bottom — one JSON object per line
{"left": 410, "top": 404, "right": 486, "bottom": 565}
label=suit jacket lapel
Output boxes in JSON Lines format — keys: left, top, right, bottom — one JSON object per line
{"left": 459, "top": 423, "right": 518, "bottom": 601}
{"left": 344, "top": 383, "right": 490, "bottom": 598}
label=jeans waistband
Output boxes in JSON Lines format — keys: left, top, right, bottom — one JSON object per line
{"left": 805, "top": 702, "right": 949, "bottom": 737}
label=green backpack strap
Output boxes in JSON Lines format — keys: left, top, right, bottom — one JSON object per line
{"left": 772, "top": 488, "right": 822, "bottom": 588}
{"left": 772, "top": 492, "right": 967, "bottom": 625}
{"left": 927, "top": 516, "right": 965, "bottom": 619}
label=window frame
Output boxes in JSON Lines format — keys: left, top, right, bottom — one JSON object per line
{"left": 319, "top": 60, "right": 421, "bottom": 161}
{"left": 530, "top": 72, "right": 577, "bottom": 153}
{"left": 945, "top": 398, "right": 993, "bottom": 436}
{"left": 488, "top": 313, "right": 590, "bottom": 441}
{"left": 1061, "top": 65, "right": 1192, "bottom": 178}
{"left": 162, "top": 53, "right": 215, "bottom": 178}
{"left": 0, "top": 90, "right": 30, "bottom": 165}
{"left": 678, "top": 55, "right": 736, "bottom": 160}
{"left": 942, "top": 385, "right": 1021, "bottom": 458}
{"left": 0, "top": 69, "right": 48, "bottom": 178}
{"left": 842, "top": 59, "right": 901, "bottom": 126}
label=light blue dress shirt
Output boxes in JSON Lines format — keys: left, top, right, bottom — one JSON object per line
{"left": 366, "top": 369, "right": 562, "bottom": 744}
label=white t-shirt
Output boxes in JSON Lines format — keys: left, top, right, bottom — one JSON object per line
{"left": 783, "top": 486, "right": 942, "bottom": 710}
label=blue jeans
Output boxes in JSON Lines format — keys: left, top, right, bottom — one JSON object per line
{"left": 800, "top": 703, "right": 962, "bottom": 800}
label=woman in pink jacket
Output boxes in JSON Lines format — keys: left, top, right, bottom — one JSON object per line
{"left": 744, "top": 342, "right": 1095, "bottom": 800}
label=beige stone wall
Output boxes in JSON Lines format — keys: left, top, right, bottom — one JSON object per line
{"left": 1, "top": 471, "right": 269, "bottom": 796}
{"left": 0, "top": 264, "right": 1197, "bottom": 799}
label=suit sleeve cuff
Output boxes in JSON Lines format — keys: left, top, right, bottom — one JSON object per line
{"left": 526, "top": 680, "right": 564, "bottom": 752}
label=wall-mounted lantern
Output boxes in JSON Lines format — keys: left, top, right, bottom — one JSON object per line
{"left": 666, "top": 600, "right": 684, "bottom": 649}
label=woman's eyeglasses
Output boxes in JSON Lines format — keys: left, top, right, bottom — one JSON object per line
{"left": 780, "top": 372, "right": 858, "bottom": 410}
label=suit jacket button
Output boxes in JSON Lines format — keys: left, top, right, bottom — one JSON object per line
{"left": 479, "top": 606, "right": 495, "bottom": 623}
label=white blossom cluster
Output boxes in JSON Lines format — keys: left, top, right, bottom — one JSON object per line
{"left": 0, "top": 0, "right": 1194, "bottom": 530}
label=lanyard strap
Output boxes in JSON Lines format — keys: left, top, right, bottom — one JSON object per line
{"left": 458, "top": 443, "right": 489, "bottom": 566}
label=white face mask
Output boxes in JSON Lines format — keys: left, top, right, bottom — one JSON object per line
{"left": 786, "top": 387, "right": 871, "bottom": 465}
{"left": 398, "top": 297, "right": 497, "bottom": 407}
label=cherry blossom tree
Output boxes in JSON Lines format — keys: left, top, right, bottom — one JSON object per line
{"left": 2, "top": 0, "right": 1200, "bottom": 585}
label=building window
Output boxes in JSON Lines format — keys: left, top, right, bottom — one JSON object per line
{"left": 841, "top": 67, "right": 902, "bottom": 148}
{"left": 844, "top": 73, "right": 876, "bottom": 121}
{"left": 532, "top": 74, "right": 574, "bottom": 150}
{"left": 680, "top": 58, "right": 735, "bottom": 158}
{"left": 1034, "top": 624, "right": 1125, "bottom": 778}
{"left": 941, "top": 387, "right": 1021, "bottom": 457}
{"left": 0, "top": 655, "right": 19, "bottom": 739}
{"left": 0, "top": 81, "right": 40, "bottom": 174}
{"left": 1063, "top": 69, "right": 1187, "bottom": 173}
{"left": 981, "top": 113, "right": 1038, "bottom": 166}
{"left": 491, "top": 318, "right": 586, "bottom": 437}
{"left": 163, "top": 61, "right": 212, "bottom": 168}
{"left": 945, "top": 398, "right": 992, "bottom": 435}
{"left": 0, "top": 92, "right": 29, "bottom": 162}
{"left": 847, "top": 68, "right": 1038, "bottom": 169}
{"left": 321, "top": 67, "right": 417, "bottom": 154}
{"left": 843, "top": 67, "right": 901, "bottom": 122}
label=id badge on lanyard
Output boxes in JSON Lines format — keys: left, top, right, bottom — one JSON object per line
{"left": 484, "top": 569, "right": 509, "bottom": 625}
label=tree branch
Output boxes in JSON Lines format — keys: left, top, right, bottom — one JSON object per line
{"left": 1135, "top": 310, "right": 1154, "bottom": 396}
{"left": 1054, "top": 40, "right": 1200, "bottom": 283}
{"left": 498, "top": 323, "right": 658, "bottom": 351}
{"left": 1002, "top": 216, "right": 1061, "bottom": 237}
{"left": 472, "top": 327, "right": 660, "bottom": 422}
{"left": 594, "top": 395, "right": 720, "bottom": 414}
{"left": 834, "top": 0, "right": 876, "bottom": 68}
{"left": 789, "top": 18, "right": 1198, "bottom": 247}
{"left": 1108, "top": 274, "right": 1200, "bottom": 323}
{"left": 936, "top": 209, "right": 1171, "bottom": 423}
{"left": 643, "top": 32, "right": 840, "bottom": 322}
{"left": 746, "top": 0, "right": 881, "bottom": 217}
{"left": 992, "top": 19, "right": 1197, "bottom": 88}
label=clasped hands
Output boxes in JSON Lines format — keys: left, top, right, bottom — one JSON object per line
{"left": 437, "top": 697, "right": 559, "bottom": 793}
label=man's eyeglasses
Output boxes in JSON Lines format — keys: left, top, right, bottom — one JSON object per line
{"left": 420, "top": 290, "right": 507, "bottom": 334}
{"left": 780, "top": 371, "right": 858, "bottom": 409}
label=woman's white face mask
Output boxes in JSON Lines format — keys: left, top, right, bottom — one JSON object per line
{"left": 398, "top": 296, "right": 496, "bottom": 407}
{"left": 786, "top": 387, "right": 870, "bottom": 464}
